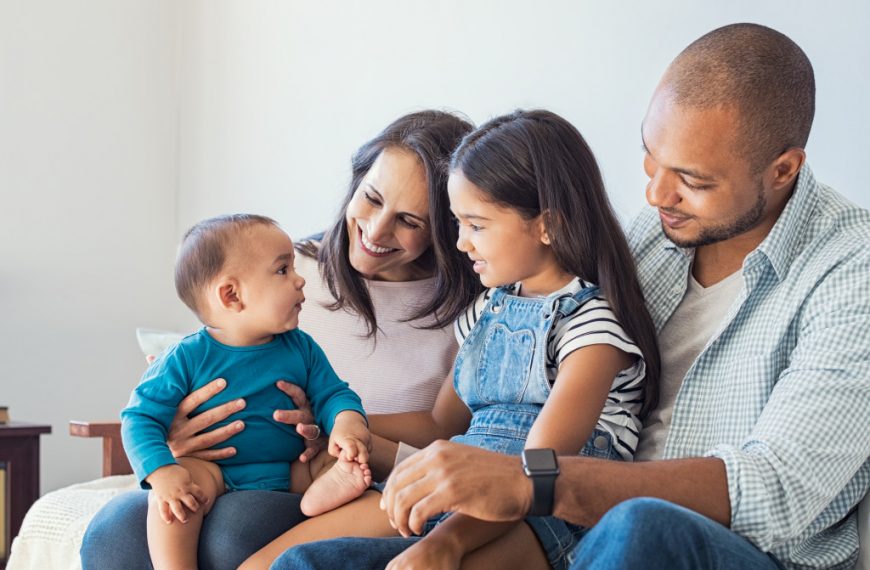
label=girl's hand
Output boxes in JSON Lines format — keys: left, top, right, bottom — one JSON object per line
{"left": 274, "top": 380, "right": 327, "bottom": 463}
{"left": 167, "top": 378, "right": 246, "bottom": 461}
{"left": 146, "top": 464, "right": 209, "bottom": 524}
{"left": 385, "top": 537, "right": 461, "bottom": 570}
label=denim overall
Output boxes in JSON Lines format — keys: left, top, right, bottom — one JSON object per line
{"left": 442, "top": 284, "right": 622, "bottom": 569}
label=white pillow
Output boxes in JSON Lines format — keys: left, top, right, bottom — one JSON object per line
{"left": 135, "top": 327, "right": 184, "bottom": 357}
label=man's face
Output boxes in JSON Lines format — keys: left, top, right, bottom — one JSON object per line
{"left": 641, "top": 91, "right": 774, "bottom": 249}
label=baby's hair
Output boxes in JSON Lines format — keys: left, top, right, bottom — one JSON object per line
{"left": 451, "top": 110, "right": 661, "bottom": 417}
{"left": 175, "top": 213, "right": 279, "bottom": 320}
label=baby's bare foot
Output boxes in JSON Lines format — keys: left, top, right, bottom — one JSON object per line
{"left": 300, "top": 457, "right": 372, "bottom": 516}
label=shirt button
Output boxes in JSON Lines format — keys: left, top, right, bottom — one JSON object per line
{"left": 593, "top": 435, "right": 609, "bottom": 450}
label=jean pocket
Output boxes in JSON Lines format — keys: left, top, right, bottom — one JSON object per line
{"left": 476, "top": 324, "right": 535, "bottom": 404}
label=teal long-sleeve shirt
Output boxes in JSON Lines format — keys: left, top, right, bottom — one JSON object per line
{"left": 121, "top": 328, "right": 365, "bottom": 490}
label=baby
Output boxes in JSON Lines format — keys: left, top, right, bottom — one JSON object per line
{"left": 121, "top": 214, "right": 372, "bottom": 569}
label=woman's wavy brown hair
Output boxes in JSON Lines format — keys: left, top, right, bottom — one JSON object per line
{"left": 297, "top": 110, "right": 483, "bottom": 337}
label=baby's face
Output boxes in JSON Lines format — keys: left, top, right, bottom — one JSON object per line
{"left": 230, "top": 224, "right": 306, "bottom": 335}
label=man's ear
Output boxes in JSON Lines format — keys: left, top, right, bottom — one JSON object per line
{"left": 215, "top": 278, "right": 244, "bottom": 313}
{"left": 768, "top": 147, "right": 806, "bottom": 192}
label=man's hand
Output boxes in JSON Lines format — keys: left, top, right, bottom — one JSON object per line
{"left": 273, "top": 380, "right": 327, "bottom": 463}
{"left": 146, "top": 464, "right": 209, "bottom": 524}
{"left": 167, "top": 378, "right": 245, "bottom": 461}
{"left": 379, "top": 440, "right": 532, "bottom": 537}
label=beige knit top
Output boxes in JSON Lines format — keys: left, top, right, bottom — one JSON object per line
{"left": 295, "top": 251, "right": 457, "bottom": 414}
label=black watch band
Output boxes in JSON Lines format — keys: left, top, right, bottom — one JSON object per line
{"left": 522, "top": 448, "right": 559, "bottom": 517}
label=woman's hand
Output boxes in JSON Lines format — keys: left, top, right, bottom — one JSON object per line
{"left": 167, "top": 378, "right": 246, "bottom": 461}
{"left": 273, "top": 380, "right": 328, "bottom": 463}
{"left": 159, "top": 365, "right": 324, "bottom": 462}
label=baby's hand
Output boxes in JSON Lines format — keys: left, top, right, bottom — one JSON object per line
{"left": 145, "top": 464, "right": 209, "bottom": 524}
{"left": 328, "top": 411, "right": 371, "bottom": 464}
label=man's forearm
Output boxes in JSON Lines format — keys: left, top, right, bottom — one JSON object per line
{"left": 553, "top": 456, "right": 731, "bottom": 527}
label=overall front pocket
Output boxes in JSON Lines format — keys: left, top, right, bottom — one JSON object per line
{"left": 476, "top": 324, "right": 535, "bottom": 404}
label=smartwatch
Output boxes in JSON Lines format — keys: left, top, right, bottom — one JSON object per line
{"left": 521, "top": 448, "right": 560, "bottom": 516}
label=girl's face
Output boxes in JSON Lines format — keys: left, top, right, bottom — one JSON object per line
{"left": 448, "top": 170, "right": 571, "bottom": 297}
{"left": 345, "top": 147, "right": 433, "bottom": 282}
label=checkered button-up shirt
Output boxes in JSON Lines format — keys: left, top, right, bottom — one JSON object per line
{"left": 627, "top": 165, "right": 870, "bottom": 569}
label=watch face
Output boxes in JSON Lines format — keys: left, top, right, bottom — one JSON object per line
{"left": 524, "top": 448, "right": 559, "bottom": 473}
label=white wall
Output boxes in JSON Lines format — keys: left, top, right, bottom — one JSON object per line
{"left": 0, "top": 1, "right": 189, "bottom": 492}
{"left": 178, "top": 0, "right": 870, "bottom": 235}
{"left": 2, "top": 0, "right": 868, "bottom": 493}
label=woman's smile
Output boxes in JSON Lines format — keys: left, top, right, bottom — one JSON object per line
{"left": 358, "top": 226, "right": 399, "bottom": 256}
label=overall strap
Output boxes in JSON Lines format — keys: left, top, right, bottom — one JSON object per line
{"left": 548, "top": 284, "right": 601, "bottom": 318}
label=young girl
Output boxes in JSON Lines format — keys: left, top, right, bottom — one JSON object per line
{"left": 240, "top": 110, "right": 661, "bottom": 570}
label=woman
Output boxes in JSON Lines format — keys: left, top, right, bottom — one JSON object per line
{"left": 80, "top": 110, "right": 482, "bottom": 570}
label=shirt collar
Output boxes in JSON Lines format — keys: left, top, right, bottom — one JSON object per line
{"left": 750, "top": 163, "right": 818, "bottom": 282}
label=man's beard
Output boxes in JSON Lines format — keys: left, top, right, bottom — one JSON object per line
{"left": 664, "top": 183, "right": 766, "bottom": 248}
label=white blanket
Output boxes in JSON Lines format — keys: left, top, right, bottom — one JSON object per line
{"left": 7, "top": 475, "right": 138, "bottom": 570}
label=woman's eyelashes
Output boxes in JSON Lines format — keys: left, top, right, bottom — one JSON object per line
{"left": 398, "top": 216, "right": 421, "bottom": 230}
{"left": 364, "top": 192, "right": 423, "bottom": 230}
{"left": 363, "top": 191, "right": 382, "bottom": 207}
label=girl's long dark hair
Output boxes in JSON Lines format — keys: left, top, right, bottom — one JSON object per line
{"left": 451, "top": 110, "right": 660, "bottom": 418}
{"left": 298, "top": 110, "right": 483, "bottom": 337}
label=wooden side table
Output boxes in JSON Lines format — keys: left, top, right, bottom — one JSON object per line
{"left": 0, "top": 422, "right": 51, "bottom": 569}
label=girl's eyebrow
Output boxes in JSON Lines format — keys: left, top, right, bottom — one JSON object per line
{"left": 453, "top": 212, "right": 492, "bottom": 221}
{"left": 366, "top": 183, "right": 429, "bottom": 226}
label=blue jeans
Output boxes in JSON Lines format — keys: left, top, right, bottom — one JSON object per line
{"left": 270, "top": 498, "right": 784, "bottom": 570}
{"left": 80, "top": 489, "right": 307, "bottom": 570}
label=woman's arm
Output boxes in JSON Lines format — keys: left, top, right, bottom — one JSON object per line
{"left": 367, "top": 367, "right": 471, "bottom": 448}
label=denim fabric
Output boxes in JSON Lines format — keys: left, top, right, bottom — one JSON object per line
{"left": 442, "top": 284, "right": 610, "bottom": 569}
{"left": 453, "top": 284, "right": 600, "bottom": 414}
{"left": 80, "top": 489, "right": 307, "bottom": 570}
{"left": 268, "top": 498, "right": 785, "bottom": 570}
{"left": 568, "top": 497, "right": 785, "bottom": 570}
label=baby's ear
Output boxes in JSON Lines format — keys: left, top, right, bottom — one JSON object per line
{"left": 215, "top": 278, "right": 244, "bottom": 312}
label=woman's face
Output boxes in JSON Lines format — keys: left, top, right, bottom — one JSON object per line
{"left": 345, "top": 147, "right": 433, "bottom": 281}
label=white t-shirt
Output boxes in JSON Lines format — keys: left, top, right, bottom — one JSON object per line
{"left": 634, "top": 269, "right": 743, "bottom": 461}
{"left": 454, "top": 278, "right": 646, "bottom": 460}
{"left": 296, "top": 252, "right": 457, "bottom": 414}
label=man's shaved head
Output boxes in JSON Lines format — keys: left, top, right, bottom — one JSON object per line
{"left": 661, "top": 23, "right": 815, "bottom": 173}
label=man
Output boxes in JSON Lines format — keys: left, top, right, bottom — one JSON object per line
{"left": 276, "top": 23, "right": 870, "bottom": 569}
